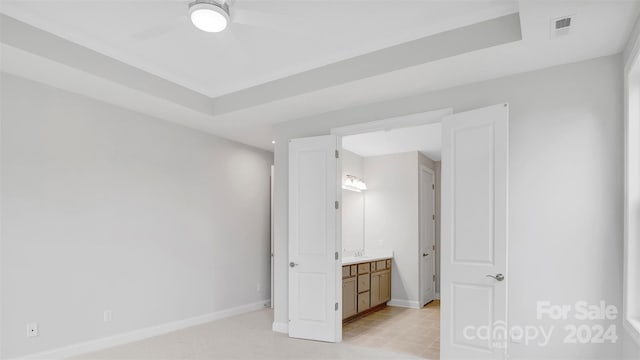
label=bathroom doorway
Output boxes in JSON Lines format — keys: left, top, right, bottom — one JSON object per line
{"left": 332, "top": 110, "right": 447, "bottom": 359}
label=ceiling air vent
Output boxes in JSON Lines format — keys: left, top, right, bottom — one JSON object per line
{"left": 550, "top": 15, "right": 574, "bottom": 38}
{"left": 555, "top": 17, "right": 571, "bottom": 29}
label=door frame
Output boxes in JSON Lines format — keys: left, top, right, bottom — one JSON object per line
{"left": 330, "top": 108, "right": 452, "bottom": 137}
{"left": 419, "top": 165, "right": 436, "bottom": 307}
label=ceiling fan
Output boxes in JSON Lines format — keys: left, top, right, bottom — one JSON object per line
{"left": 132, "top": 0, "right": 307, "bottom": 40}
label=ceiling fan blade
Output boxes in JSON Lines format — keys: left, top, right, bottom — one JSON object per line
{"left": 131, "top": 14, "right": 186, "bottom": 41}
{"left": 231, "top": 7, "right": 312, "bottom": 33}
{"left": 217, "top": 30, "right": 252, "bottom": 62}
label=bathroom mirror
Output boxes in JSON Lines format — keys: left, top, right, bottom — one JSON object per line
{"left": 342, "top": 188, "right": 364, "bottom": 255}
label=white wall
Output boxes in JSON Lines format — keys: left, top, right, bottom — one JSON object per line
{"left": 341, "top": 150, "right": 364, "bottom": 255}
{"left": 364, "top": 152, "right": 419, "bottom": 305}
{"left": 0, "top": 73, "right": 273, "bottom": 358}
{"left": 272, "top": 54, "right": 623, "bottom": 358}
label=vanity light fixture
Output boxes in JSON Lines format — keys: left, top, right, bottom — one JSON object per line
{"left": 342, "top": 175, "right": 367, "bottom": 192}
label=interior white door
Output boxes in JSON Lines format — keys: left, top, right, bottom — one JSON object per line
{"left": 441, "top": 104, "right": 509, "bottom": 359}
{"left": 420, "top": 166, "right": 436, "bottom": 307}
{"left": 288, "top": 135, "right": 341, "bottom": 342}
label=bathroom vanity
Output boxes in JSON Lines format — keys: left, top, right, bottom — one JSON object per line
{"left": 341, "top": 256, "right": 392, "bottom": 321}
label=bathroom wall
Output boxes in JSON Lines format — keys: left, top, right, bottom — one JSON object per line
{"left": 363, "top": 152, "right": 421, "bottom": 307}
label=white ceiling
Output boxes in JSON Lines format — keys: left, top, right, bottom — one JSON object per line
{"left": 1, "top": 1, "right": 639, "bottom": 150}
{"left": 343, "top": 122, "right": 442, "bottom": 160}
{"left": 0, "top": 0, "right": 518, "bottom": 97}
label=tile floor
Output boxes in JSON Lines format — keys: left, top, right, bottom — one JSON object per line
{"left": 342, "top": 301, "right": 440, "bottom": 359}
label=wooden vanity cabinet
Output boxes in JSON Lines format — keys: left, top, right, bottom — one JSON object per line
{"left": 342, "top": 258, "right": 391, "bottom": 321}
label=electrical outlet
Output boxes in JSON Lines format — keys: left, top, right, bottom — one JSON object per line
{"left": 26, "top": 322, "right": 38, "bottom": 337}
{"left": 104, "top": 310, "right": 113, "bottom": 322}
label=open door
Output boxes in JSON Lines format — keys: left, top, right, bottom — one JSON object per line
{"left": 288, "top": 135, "right": 341, "bottom": 342}
{"left": 441, "top": 104, "right": 509, "bottom": 359}
{"left": 420, "top": 165, "right": 436, "bottom": 307}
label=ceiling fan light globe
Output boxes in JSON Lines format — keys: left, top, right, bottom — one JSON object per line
{"left": 189, "top": 2, "right": 229, "bottom": 33}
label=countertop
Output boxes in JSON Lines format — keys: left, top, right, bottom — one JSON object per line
{"left": 341, "top": 254, "right": 393, "bottom": 266}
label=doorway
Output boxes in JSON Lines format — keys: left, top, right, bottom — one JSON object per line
{"left": 336, "top": 117, "right": 443, "bottom": 359}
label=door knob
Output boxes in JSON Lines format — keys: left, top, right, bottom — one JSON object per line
{"left": 423, "top": 253, "right": 429, "bottom": 257}
{"left": 289, "top": 262, "right": 299, "bottom": 268}
{"left": 486, "top": 273, "right": 505, "bottom": 281}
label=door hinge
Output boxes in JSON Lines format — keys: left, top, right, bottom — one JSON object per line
{"left": 335, "top": 201, "right": 339, "bottom": 210}
{"left": 335, "top": 150, "right": 339, "bottom": 158}
{"left": 432, "top": 184, "right": 435, "bottom": 190}
{"left": 433, "top": 245, "right": 435, "bottom": 251}
{"left": 335, "top": 302, "right": 339, "bottom": 311}
{"left": 433, "top": 275, "right": 436, "bottom": 281}
{"left": 432, "top": 214, "right": 435, "bottom": 220}
{"left": 335, "top": 251, "right": 339, "bottom": 260}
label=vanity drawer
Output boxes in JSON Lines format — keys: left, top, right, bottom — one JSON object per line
{"left": 358, "top": 263, "right": 370, "bottom": 274}
{"left": 342, "top": 266, "right": 351, "bottom": 278}
{"left": 358, "top": 274, "right": 370, "bottom": 292}
{"left": 350, "top": 265, "right": 357, "bottom": 276}
{"left": 376, "top": 260, "right": 386, "bottom": 271}
{"left": 357, "top": 291, "right": 370, "bottom": 312}
{"left": 386, "top": 259, "right": 392, "bottom": 268}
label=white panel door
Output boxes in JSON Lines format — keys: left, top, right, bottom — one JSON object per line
{"left": 288, "top": 135, "right": 341, "bottom": 342}
{"left": 441, "top": 104, "right": 508, "bottom": 359}
{"left": 420, "top": 165, "right": 436, "bottom": 307}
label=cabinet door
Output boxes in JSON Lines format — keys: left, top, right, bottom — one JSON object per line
{"left": 342, "top": 277, "right": 357, "bottom": 319}
{"left": 370, "top": 272, "right": 381, "bottom": 307}
{"left": 357, "top": 291, "right": 370, "bottom": 313}
{"left": 380, "top": 270, "right": 391, "bottom": 303}
{"left": 357, "top": 274, "right": 370, "bottom": 292}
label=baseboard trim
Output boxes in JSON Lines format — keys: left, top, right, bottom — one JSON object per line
{"left": 272, "top": 321, "right": 288, "bottom": 334}
{"left": 387, "top": 299, "right": 421, "bottom": 309}
{"left": 16, "top": 299, "right": 270, "bottom": 360}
